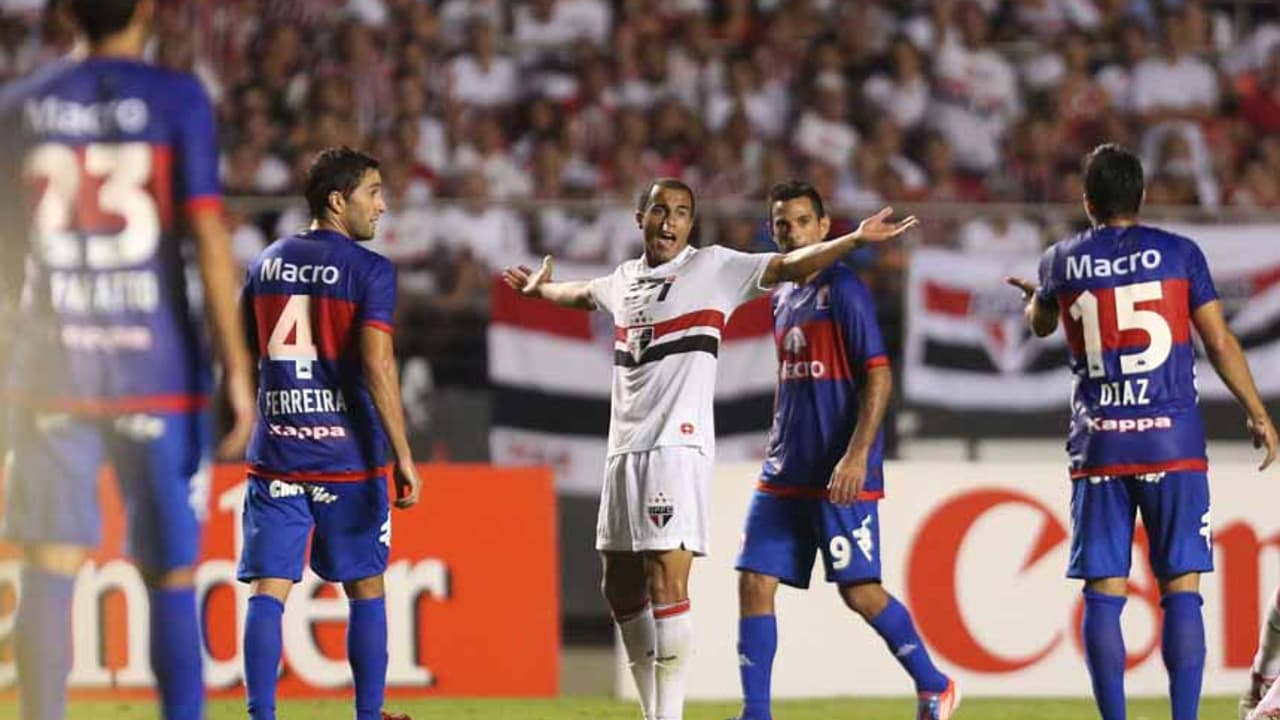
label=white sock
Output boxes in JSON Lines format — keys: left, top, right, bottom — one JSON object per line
{"left": 654, "top": 599, "right": 693, "bottom": 720}
{"left": 1255, "top": 587, "right": 1280, "bottom": 679}
{"left": 616, "top": 602, "right": 657, "bottom": 720}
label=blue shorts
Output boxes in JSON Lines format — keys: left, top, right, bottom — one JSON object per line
{"left": 237, "top": 474, "right": 390, "bottom": 584}
{"left": 3, "top": 409, "right": 209, "bottom": 573}
{"left": 735, "top": 489, "right": 881, "bottom": 589}
{"left": 1068, "top": 470, "right": 1213, "bottom": 581}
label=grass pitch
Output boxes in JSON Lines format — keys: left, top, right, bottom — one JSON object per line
{"left": 0, "top": 696, "right": 1239, "bottom": 719}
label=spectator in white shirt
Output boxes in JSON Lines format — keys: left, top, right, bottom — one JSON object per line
{"left": 438, "top": 0, "right": 504, "bottom": 43}
{"left": 793, "top": 71, "right": 859, "bottom": 169}
{"left": 862, "top": 36, "right": 931, "bottom": 131}
{"left": 1129, "top": 9, "right": 1219, "bottom": 126}
{"left": 391, "top": 70, "right": 450, "bottom": 174}
{"left": 451, "top": 113, "right": 534, "bottom": 199}
{"left": 706, "top": 54, "right": 786, "bottom": 139}
{"left": 435, "top": 170, "right": 531, "bottom": 272}
{"left": 928, "top": 0, "right": 1021, "bottom": 174}
{"left": 448, "top": 18, "right": 519, "bottom": 108}
{"left": 513, "top": 0, "right": 588, "bottom": 65}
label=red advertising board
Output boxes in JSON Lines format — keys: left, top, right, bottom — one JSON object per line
{"left": 0, "top": 463, "right": 559, "bottom": 698}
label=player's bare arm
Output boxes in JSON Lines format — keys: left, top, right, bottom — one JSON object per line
{"left": 829, "top": 364, "right": 892, "bottom": 506}
{"left": 502, "top": 254, "right": 599, "bottom": 310}
{"left": 1192, "top": 299, "right": 1278, "bottom": 470}
{"left": 361, "top": 325, "right": 422, "bottom": 508}
{"left": 191, "top": 206, "right": 257, "bottom": 460}
{"left": 1007, "top": 276, "right": 1060, "bottom": 337}
{"left": 762, "top": 207, "right": 918, "bottom": 286}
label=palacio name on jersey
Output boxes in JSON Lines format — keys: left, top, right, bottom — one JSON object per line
{"left": 24, "top": 96, "right": 149, "bottom": 136}
{"left": 263, "top": 387, "right": 349, "bottom": 417}
{"left": 260, "top": 257, "right": 341, "bottom": 285}
{"left": 50, "top": 269, "right": 158, "bottom": 314}
{"left": 1066, "top": 249, "right": 1163, "bottom": 280}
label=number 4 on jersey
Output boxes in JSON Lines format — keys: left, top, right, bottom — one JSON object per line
{"left": 266, "top": 295, "right": 317, "bottom": 379}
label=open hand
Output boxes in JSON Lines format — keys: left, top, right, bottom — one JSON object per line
{"left": 502, "top": 255, "right": 554, "bottom": 297}
{"left": 854, "top": 207, "right": 919, "bottom": 244}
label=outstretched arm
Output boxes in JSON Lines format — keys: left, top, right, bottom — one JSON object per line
{"left": 1192, "top": 300, "right": 1277, "bottom": 470}
{"left": 502, "top": 256, "right": 598, "bottom": 310}
{"left": 1007, "top": 276, "right": 1060, "bottom": 338}
{"left": 762, "top": 207, "right": 918, "bottom": 286}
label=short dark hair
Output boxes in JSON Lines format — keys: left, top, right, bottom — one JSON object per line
{"left": 304, "top": 147, "right": 381, "bottom": 220}
{"left": 1083, "top": 144, "right": 1144, "bottom": 222}
{"left": 637, "top": 178, "right": 695, "bottom": 215}
{"left": 767, "top": 180, "right": 826, "bottom": 219}
{"left": 69, "top": 0, "right": 139, "bottom": 43}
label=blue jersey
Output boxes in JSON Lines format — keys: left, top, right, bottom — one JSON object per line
{"left": 242, "top": 230, "right": 398, "bottom": 481}
{"left": 1037, "top": 224, "right": 1219, "bottom": 478}
{"left": 2, "top": 58, "right": 222, "bottom": 414}
{"left": 759, "top": 265, "right": 888, "bottom": 499}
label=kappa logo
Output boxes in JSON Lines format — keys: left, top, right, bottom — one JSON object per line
{"left": 647, "top": 492, "right": 674, "bottom": 529}
{"left": 852, "top": 515, "right": 874, "bottom": 561}
{"left": 780, "top": 326, "right": 826, "bottom": 380}
{"left": 627, "top": 326, "right": 654, "bottom": 363}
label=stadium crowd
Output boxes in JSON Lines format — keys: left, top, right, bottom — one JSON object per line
{"left": 2, "top": 0, "right": 1279, "bottom": 440}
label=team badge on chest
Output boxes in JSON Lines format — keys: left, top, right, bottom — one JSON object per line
{"left": 626, "top": 326, "right": 654, "bottom": 363}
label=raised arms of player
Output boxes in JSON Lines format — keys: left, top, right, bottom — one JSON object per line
{"left": 361, "top": 326, "right": 422, "bottom": 508}
{"left": 1192, "top": 300, "right": 1278, "bottom": 470}
{"left": 503, "top": 255, "right": 598, "bottom": 310}
{"left": 191, "top": 208, "right": 257, "bottom": 461}
{"left": 829, "top": 365, "right": 892, "bottom": 505}
{"left": 762, "top": 207, "right": 918, "bottom": 286}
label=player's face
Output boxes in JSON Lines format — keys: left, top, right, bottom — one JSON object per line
{"left": 770, "top": 197, "right": 830, "bottom": 253}
{"left": 636, "top": 186, "right": 694, "bottom": 265}
{"left": 345, "top": 169, "right": 386, "bottom": 241}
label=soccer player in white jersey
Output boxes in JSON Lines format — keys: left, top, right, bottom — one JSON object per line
{"left": 503, "top": 178, "right": 916, "bottom": 720}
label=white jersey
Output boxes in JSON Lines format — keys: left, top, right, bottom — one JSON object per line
{"left": 588, "top": 244, "right": 776, "bottom": 457}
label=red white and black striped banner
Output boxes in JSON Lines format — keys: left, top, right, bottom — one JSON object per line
{"left": 487, "top": 265, "right": 777, "bottom": 495}
{"left": 904, "top": 225, "right": 1280, "bottom": 413}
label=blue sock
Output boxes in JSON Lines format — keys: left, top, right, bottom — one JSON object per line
{"left": 1161, "top": 592, "right": 1205, "bottom": 720}
{"left": 737, "top": 615, "right": 776, "bottom": 720}
{"left": 244, "top": 595, "right": 284, "bottom": 720}
{"left": 1082, "top": 589, "right": 1127, "bottom": 720}
{"left": 16, "top": 567, "right": 75, "bottom": 720}
{"left": 868, "top": 596, "right": 949, "bottom": 694}
{"left": 348, "top": 596, "right": 388, "bottom": 720}
{"left": 149, "top": 587, "right": 204, "bottom": 720}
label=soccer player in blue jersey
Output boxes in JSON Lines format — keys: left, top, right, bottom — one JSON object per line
{"left": 731, "top": 181, "right": 957, "bottom": 720}
{"left": 0, "top": 1, "right": 257, "bottom": 719}
{"left": 236, "top": 147, "right": 421, "bottom": 720}
{"left": 1008, "top": 144, "right": 1278, "bottom": 720}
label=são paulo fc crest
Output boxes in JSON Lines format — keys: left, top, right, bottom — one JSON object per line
{"left": 627, "top": 326, "right": 654, "bottom": 363}
{"left": 647, "top": 492, "right": 674, "bottom": 528}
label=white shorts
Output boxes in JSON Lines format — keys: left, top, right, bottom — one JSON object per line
{"left": 596, "top": 446, "right": 712, "bottom": 555}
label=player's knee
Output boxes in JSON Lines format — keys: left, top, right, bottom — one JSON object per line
{"left": 343, "top": 575, "right": 385, "bottom": 600}
{"left": 840, "top": 581, "right": 889, "bottom": 620}
{"left": 24, "top": 543, "right": 85, "bottom": 576}
{"left": 143, "top": 566, "right": 196, "bottom": 589}
{"left": 737, "top": 572, "right": 777, "bottom": 616}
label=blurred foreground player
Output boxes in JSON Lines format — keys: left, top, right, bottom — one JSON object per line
{"left": 0, "top": 1, "right": 256, "bottom": 718}
{"left": 503, "top": 178, "right": 915, "bottom": 720}
{"left": 732, "top": 181, "right": 957, "bottom": 720}
{"left": 236, "top": 147, "right": 421, "bottom": 720}
{"left": 1009, "top": 144, "right": 1278, "bottom": 720}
